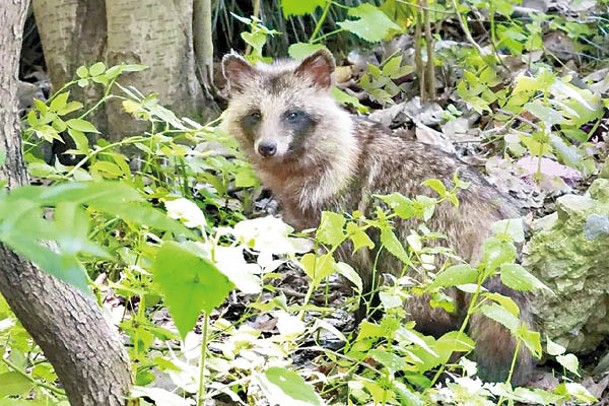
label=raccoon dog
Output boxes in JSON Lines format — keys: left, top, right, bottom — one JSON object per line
{"left": 221, "top": 49, "right": 533, "bottom": 384}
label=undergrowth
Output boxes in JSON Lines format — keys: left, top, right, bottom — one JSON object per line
{"left": 2, "top": 0, "right": 608, "bottom": 404}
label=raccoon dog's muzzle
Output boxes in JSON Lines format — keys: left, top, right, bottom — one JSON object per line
{"left": 256, "top": 140, "right": 277, "bottom": 157}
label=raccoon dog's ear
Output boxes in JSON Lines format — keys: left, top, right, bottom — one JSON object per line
{"left": 222, "top": 53, "right": 256, "bottom": 93}
{"left": 294, "top": 49, "right": 336, "bottom": 90}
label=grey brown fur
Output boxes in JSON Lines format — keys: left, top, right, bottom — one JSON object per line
{"left": 221, "top": 49, "right": 533, "bottom": 384}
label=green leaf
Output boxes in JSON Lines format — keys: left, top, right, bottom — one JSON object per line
{"left": 485, "top": 292, "right": 520, "bottom": 317}
{"left": 30, "top": 181, "right": 142, "bottom": 206}
{"left": 513, "top": 75, "right": 540, "bottom": 95}
{"left": 0, "top": 197, "right": 91, "bottom": 292}
{"left": 382, "top": 55, "right": 413, "bottom": 80}
{"left": 479, "top": 303, "right": 520, "bottom": 333}
{"left": 105, "top": 64, "right": 148, "bottom": 80}
{"left": 357, "top": 321, "right": 384, "bottom": 339}
{"left": 67, "top": 128, "right": 89, "bottom": 152}
{"left": 410, "top": 331, "right": 474, "bottom": 372}
{"left": 415, "top": 195, "right": 436, "bottom": 221}
{"left": 57, "top": 101, "right": 84, "bottom": 116}
{"left": 50, "top": 91, "right": 69, "bottom": 112}
{"left": 334, "top": 261, "right": 362, "bottom": 293}
{"left": 556, "top": 353, "right": 580, "bottom": 376}
{"left": 300, "top": 253, "right": 335, "bottom": 285}
{"left": 94, "top": 202, "right": 194, "bottom": 237}
{"left": 437, "top": 331, "right": 475, "bottom": 353}
{"left": 511, "top": 387, "right": 562, "bottom": 405}
{"left": 153, "top": 241, "right": 233, "bottom": 339}
{"left": 546, "top": 336, "right": 566, "bottom": 356}
{"left": 500, "top": 263, "right": 548, "bottom": 292}
{"left": 380, "top": 227, "right": 411, "bottom": 265}
{"left": 241, "top": 31, "right": 267, "bottom": 55}
{"left": 331, "top": 87, "right": 369, "bottom": 113}
{"left": 131, "top": 386, "right": 194, "bottom": 406}
{"left": 258, "top": 367, "right": 323, "bottom": 406}
{"left": 90, "top": 161, "right": 124, "bottom": 179}
{"left": 34, "top": 124, "right": 62, "bottom": 142}
{"left": 234, "top": 167, "right": 258, "bottom": 188}
{"left": 517, "top": 324, "right": 542, "bottom": 358}
{"left": 428, "top": 264, "right": 478, "bottom": 290}
{"left": 89, "top": 62, "right": 106, "bottom": 76}
{"left": 76, "top": 66, "right": 89, "bottom": 78}
{"left": 554, "top": 382, "right": 596, "bottom": 404}
{"left": 14, "top": 182, "right": 193, "bottom": 237}
{"left": 54, "top": 202, "right": 108, "bottom": 258}
{"left": 66, "top": 119, "right": 99, "bottom": 133}
{"left": 0, "top": 371, "right": 33, "bottom": 397}
{"left": 316, "top": 211, "right": 345, "bottom": 246}
{"left": 51, "top": 118, "right": 67, "bottom": 132}
{"left": 550, "top": 134, "right": 582, "bottom": 170}
{"left": 337, "top": 3, "right": 402, "bottom": 43}
{"left": 378, "top": 193, "right": 416, "bottom": 220}
{"left": 288, "top": 43, "right": 326, "bottom": 59}
{"left": 491, "top": 218, "right": 525, "bottom": 243}
{"left": 482, "top": 237, "right": 517, "bottom": 274}
{"left": 524, "top": 101, "right": 564, "bottom": 128}
{"left": 369, "top": 349, "right": 408, "bottom": 373}
{"left": 281, "top": 0, "right": 326, "bottom": 17}
{"left": 346, "top": 222, "right": 374, "bottom": 253}
{"left": 422, "top": 178, "right": 447, "bottom": 198}
{"left": 27, "top": 162, "right": 57, "bottom": 178}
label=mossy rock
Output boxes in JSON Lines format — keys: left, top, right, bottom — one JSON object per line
{"left": 525, "top": 178, "right": 609, "bottom": 353}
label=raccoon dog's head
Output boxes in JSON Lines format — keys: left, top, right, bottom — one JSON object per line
{"left": 221, "top": 50, "right": 348, "bottom": 165}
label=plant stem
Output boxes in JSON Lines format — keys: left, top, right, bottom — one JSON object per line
{"left": 78, "top": 78, "right": 118, "bottom": 120}
{"left": 310, "top": 28, "right": 344, "bottom": 44}
{"left": 197, "top": 311, "right": 210, "bottom": 406}
{"left": 65, "top": 135, "right": 148, "bottom": 177}
{"left": 415, "top": 3, "right": 425, "bottom": 100}
{"left": 1, "top": 356, "right": 65, "bottom": 396}
{"left": 450, "top": 0, "right": 490, "bottom": 62}
{"left": 423, "top": 0, "right": 436, "bottom": 100}
{"left": 310, "top": 0, "right": 332, "bottom": 42}
{"left": 497, "top": 339, "right": 522, "bottom": 406}
{"left": 429, "top": 272, "right": 484, "bottom": 387}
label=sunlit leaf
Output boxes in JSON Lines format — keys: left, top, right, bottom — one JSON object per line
{"left": 500, "top": 263, "right": 548, "bottom": 292}
{"left": 337, "top": 3, "right": 402, "bottom": 42}
{"left": 556, "top": 353, "right": 580, "bottom": 376}
{"left": 66, "top": 118, "right": 99, "bottom": 133}
{"left": 281, "top": 0, "right": 326, "bottom": 17}
{"left": 288, "top": 43, "right": 326, "bottom": 59}
{"left": 153, "top": 241, "right": 233, "bottom": 339}
{"left": 256, "top": 367, "right": 323, "bottom": 406}
{"left": 316, "top": 211, "right": 345, "bottom": 246}
{"left": 428, "top": 264, "right": 478, "bottom": 289}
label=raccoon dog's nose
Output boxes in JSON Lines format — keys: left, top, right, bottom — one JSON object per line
{"left": 257, "top": 141, "right": 277, "bottom": 157}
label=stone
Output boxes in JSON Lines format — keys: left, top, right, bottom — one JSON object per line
{"left": 525, "top": 179, "right": 609, "bottom": 353}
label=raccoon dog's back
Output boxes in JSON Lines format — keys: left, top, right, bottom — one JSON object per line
{"left": 221, "top": 49, "right": 532, "bottom": 385}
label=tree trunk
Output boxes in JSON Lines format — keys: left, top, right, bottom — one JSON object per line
{"left": 105, "top": 0, "right": 216, "bottom": 140}
{"left": 32, "top": 0, "right": 108, "bottom": 133}
{"left": 0, "top": 2, "right": 133, "bottom": 405}
{"left": 193, "top": 0, "right": 214, "bottom": 93}
{"left": 33, "top": 0, "right": 218, "bottom": 142}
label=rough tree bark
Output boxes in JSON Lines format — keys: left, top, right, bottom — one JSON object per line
{"left": 0, "top": 2, "right": 133, "bottom": 405}
{"left": 32, "top": 0, "right": 108, "bottom": 132}
{"left": 105, "top": 0, "right": 211, "bottom": 139}
{"left": 33, "top": 0, "right": 218, "bottom": 142}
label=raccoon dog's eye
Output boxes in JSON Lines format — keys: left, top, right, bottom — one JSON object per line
{"left": 241, "top": 111, "right": 262, "bottom": 128}
{"left": 286, "top": 111, "right": 304, "bottom": 122}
